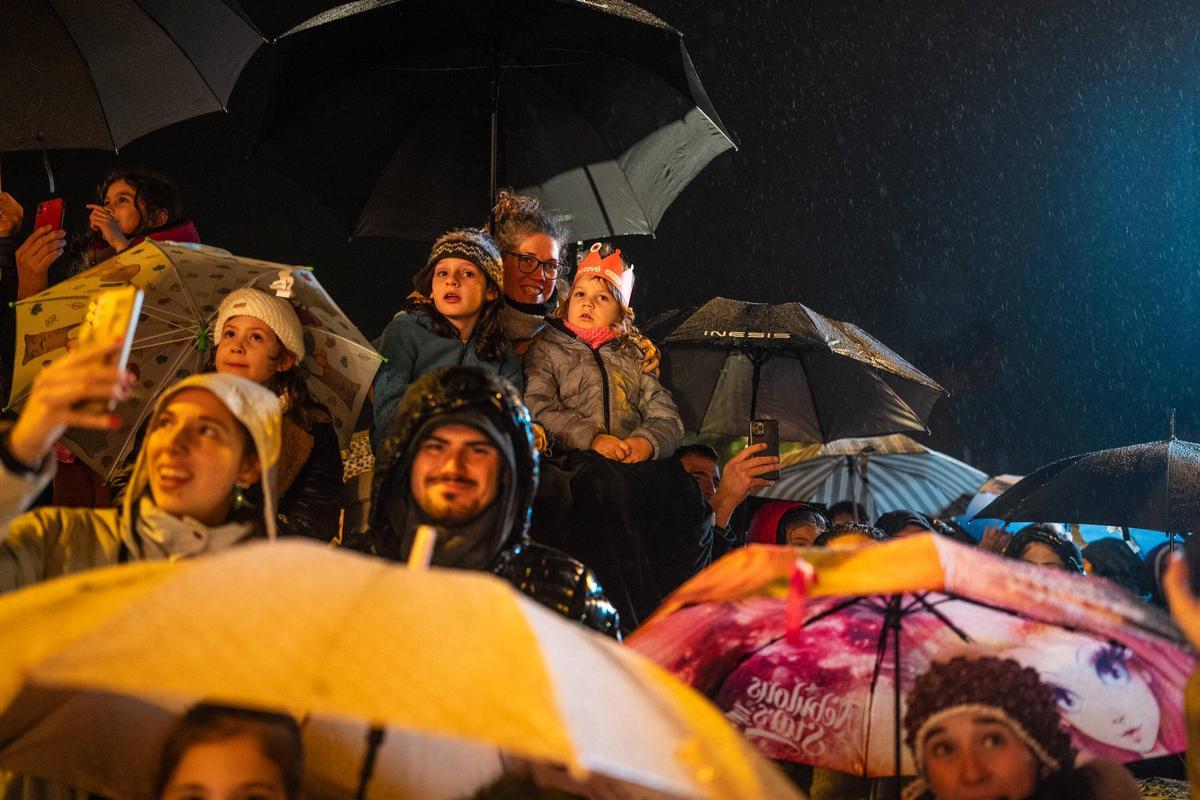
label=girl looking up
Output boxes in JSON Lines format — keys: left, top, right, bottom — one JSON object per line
{"left": 210, "top": 288, "right": 343, "bottom": 541}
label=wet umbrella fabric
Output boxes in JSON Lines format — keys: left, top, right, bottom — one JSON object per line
{"left": 629, "top": 536, "right": 1195, "bottom": 777}
{"left": 757, "top": 434, "right": 987, "bottom": 519}
{"left": 7, "top": 241, "right": 381, "bottom": 478}
{"left": 254, "top": 0, "right": 734, "bottom": 241}
{"left": 646, "top": 298, "right": 944, "bottom": 443}
{"left": 0, "top": 541, "right": 803, "bottom": 800}
{"left": 1, "top": 1, "right": 262, "bottom": 151}
{"left": 976, "top": 439, "right": 1200, "bottom": 534}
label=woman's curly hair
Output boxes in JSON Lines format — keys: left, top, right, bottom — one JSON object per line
{"left": 488, "top": 189, "right": 568, "bottom": 252}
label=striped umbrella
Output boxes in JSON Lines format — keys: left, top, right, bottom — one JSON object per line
{"left": 756, "top": 434, "right": 987, "bottom": 518}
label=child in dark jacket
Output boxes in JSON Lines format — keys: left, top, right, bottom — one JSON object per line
{"left": 523, "top": 243, "right": 682, "bottom": 462}
{"left": 372, "top": 229, "right": 522, "bottom": 451}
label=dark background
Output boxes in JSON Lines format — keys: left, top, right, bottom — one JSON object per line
{"left": 5, "top": 0, "right": 1199, "bottom": 475}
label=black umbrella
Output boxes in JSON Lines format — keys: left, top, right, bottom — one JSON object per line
{"left": 2, "top": 1, "right": 263, "bottom": 152}
{"left": 644, "top": 297, "right": 945, "bottom": 443}
{"left": 975, "top": 437, "right": 1200, "bottom": 534}
{"left": 253, "top": 0, "right": 735, "bottom": 241}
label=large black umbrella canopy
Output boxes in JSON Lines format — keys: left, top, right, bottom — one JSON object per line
{"left": 646, "top": 297, "right": 945, "bottom": 443}
{"left": 253, "top": 0, "right": 735, "bottom": 241}
{"left": 2, "top": 1, "right": 263, "bottom": 151}
{"left": 976, "top": 438, "right": 1200, "bottom": 533}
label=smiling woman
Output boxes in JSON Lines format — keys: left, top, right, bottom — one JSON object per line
{"left": 0, "top": 348, "right": 281, "bottom": 592}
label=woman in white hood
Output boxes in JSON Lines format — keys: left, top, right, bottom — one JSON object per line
{"left": 0, "top": 339, "right": 281, "bottom": 591}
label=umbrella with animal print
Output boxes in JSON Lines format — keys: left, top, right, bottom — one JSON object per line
{"left": 7, "top": 240, "right": 380, "bottom": 479}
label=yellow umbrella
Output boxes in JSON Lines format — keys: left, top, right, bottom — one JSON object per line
{"left": 0, "top": 541, "right": 801, "bottom": 800}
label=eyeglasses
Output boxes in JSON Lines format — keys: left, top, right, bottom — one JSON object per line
{"left": 506, "top": 251, "right": 561, "bottom": 279}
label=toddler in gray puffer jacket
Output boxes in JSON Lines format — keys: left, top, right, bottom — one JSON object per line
{"left": 523, "top": 244, "right": 683, "bottom": 462}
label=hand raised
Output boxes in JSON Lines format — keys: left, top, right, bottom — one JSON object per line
{"left": 6, "top": 340, "right": 133, "bottom": 467}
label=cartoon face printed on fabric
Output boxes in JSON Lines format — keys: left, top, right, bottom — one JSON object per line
{"left": 1034, "top": 641, "right": 1160, "bottom": 755}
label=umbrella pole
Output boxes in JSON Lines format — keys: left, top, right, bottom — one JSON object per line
{"left": 888, "top": 595, "right": 903, "bottom": 800}
{"left": 845, "top": 457, "right": 858, "bottom": 521}
{"left": 488, "top": 30, "right": 500, "bottom": 217}
{"left": 354, "top": 726, "right": 386, "bottom": 800}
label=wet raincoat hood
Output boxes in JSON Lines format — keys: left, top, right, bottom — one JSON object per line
{"left": 369, "top": 366, "right": 537, "bottom": 562}
{"left": 122, "top": 373, "right": 283, "bottom": 539}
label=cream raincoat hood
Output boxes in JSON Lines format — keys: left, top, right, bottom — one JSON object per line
{"left": 124, "top": 372, "right": 283, "bottom": 540}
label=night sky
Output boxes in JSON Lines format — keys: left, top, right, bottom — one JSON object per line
{"left": 5, "top": 0, "right": 1199, "bottom": 476}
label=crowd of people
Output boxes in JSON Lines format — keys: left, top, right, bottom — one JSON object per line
{"left": 0, "top": 171, "right": 1199, "bottom": 800}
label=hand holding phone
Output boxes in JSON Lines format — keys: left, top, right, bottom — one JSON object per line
{"left": 75, "top": 286, "right": 143, "bottom": 413}
{"left": 33, "top": 198, "right": 64, "bottom": 232}
{"left": 749, "top": 418, "right": 781, "bottom": 481}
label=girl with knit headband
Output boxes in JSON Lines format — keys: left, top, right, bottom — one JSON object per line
{"left": 523, "top": 242, "right": 682, "bottom": 462}
{"left": 902, "top": 655, "right": 1138, "bottom": 800}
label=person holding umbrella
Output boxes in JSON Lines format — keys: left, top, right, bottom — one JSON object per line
{"left": 0, "top": 340, "right": 282, "bottom": 593}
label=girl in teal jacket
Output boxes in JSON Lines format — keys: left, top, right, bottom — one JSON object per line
{"left": 371, "top": 229, "right": 521, "bottom": 451}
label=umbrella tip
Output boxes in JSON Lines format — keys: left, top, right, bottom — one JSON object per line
{"left": 1171, "top": 408, "right": 1177, "bottom": 441}
{"left": 408, "top": 525, "right": 437, "bottom": 569}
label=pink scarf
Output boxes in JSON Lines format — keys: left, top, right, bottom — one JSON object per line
{"left": 565, "top": 320, "right": 617, "bottom": 349}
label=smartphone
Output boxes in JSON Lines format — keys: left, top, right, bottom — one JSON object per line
{"left": 75, "top": 286, "right": 144, "bottom": 412}
{"left": 34, "top": 197, "right": 65, "bottom": 231}
{"left": 749, "top": 418, "right": 781, "bottom": 481}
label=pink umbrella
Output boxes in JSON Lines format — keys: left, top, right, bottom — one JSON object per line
{"left": 629, "top": 536, "right": 1195, "bottom": 778}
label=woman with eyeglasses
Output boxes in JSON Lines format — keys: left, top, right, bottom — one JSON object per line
{"left": 488, "top": 190, "right": 569, "bottom": 355}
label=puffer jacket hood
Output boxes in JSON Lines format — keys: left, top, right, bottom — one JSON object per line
{"left": 123, "top": 373, "right": 283, "bottom": 539}
{"left": 369, "top": 366, "right": 538, "bottom": 561}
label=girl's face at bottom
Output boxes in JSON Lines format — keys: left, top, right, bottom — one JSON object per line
{"left": 922, "top": 712, "right": 1039, "bottom": 800}
{"left": 567, "top": 277, "right": 620, "bottom": 330}
{"left": 160, "top": 733, "right": 287, "bottom": 800}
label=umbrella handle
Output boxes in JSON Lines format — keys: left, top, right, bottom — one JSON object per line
{"left": 354, "top": 726, "right": 386, "bottom": 800}
{"left": 408, "top": 525, "right": 437, "bottom": 569}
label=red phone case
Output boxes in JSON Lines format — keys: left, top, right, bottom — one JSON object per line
{"left": 34, "top": 198, "right": 64, "bottom": 231}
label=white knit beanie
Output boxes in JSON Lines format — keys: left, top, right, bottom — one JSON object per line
{"left": 214, "top": 288, "right": 306, "bottom": 361}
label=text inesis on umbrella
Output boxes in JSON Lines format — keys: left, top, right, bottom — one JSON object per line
{"left": 727, "top": 677, "right": 856, "bottom": 758}
{"left": 702, "top": 330, "right": 792, "bottom": 339}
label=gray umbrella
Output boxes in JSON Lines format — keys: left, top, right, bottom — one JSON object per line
{"left": 644, "top": 297, "right": 945, "bottom": 444}
{"left": 2, "top": 1, "right": 263, "bottom": 151}
{"left": 975, "top": 438, "right": 1200, "bottom": 533}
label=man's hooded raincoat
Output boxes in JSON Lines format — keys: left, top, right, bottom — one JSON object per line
{"left": 365, "top": 366, "right": 620, "bottom": 637}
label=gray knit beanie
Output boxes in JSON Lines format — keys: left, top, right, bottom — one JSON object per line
{"left": 412, "top": 228, "right": 503, "bottom": 295}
